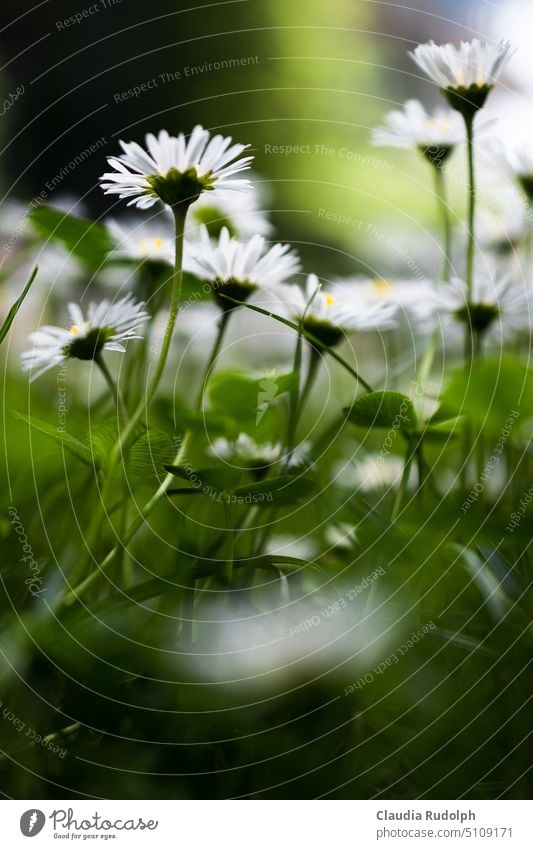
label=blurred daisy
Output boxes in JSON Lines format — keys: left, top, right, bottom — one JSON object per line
{"left": 333, "top": 454, "right": 405, "bottom": 492}
{"left": 433, "top": 274, "right": 530, "bottom": 342}
{"left": 186, "top": 226, "right": 300, "bottom": 309}
{"left": 188, "top": 182, "right": 273, "bottom": 239}
{"left": 372, "top": 99, "right": 464, "bottom": 165}
{"left": 209, "top": 433, "right": 280, "bottom": 476}
{"left": 100, "top": 125, "right": 253, "bottom": 210}
{"left": 489, "top": 136, "right": 533, "bottom": 201}
{"left": 282, "top": 274, "right": 397, "bottom": 347}
{"left": 347, "top": 277, "right": 436, "bottom": 324}
{"left": 21, "top": 295, "right": 148, "bottom": 379}
{"left": 409, "top": 39, "right": 514, "bottom": 115}
{"left": 105, "top": 215, "right": 175, "bottom": 265}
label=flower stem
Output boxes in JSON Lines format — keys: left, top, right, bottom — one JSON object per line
{"left": 465, "top": 114, "right": 476, "bottom": 302}
{"left": 95, "top": 354, "right": 127, "bottom": 421}
{"left": 392, "top": 437, "right": 415, "bottom": 521}
{"left": 433, "top": 163, "right": 452, "bottom": 282}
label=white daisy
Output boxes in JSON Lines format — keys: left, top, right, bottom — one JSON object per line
{"left": 432, "top": 274, "right": 530, "bottom": 342}
{"left": 281, "top": 274, "right": 398, "bottom": 347}
{"left": 371, "top": 99, "right": 464, "bottom": 163}
{"left": 209, "top": 433, "right": 281, "bottom": 474}
{"left": 105, "top": 214, "right": 175, "bottom": 265}
{"left": 21, "top": 295, "right": 148, "bottom": 380}
{"left": 188, "top": 181, "right": 273, "bottom": 239}
{"left": 409, "top": 39, "right": 514, "bottom": 114}
{"left": 346, "top": 276, "right": 436, "bottom": 324}
{"left": 489, "top": 136, "right": 533, "bottom": 199}
{"left": 186, "top": 226, "right": 300, "bottom": 308}
{"left": 100, "top": 125, "right": 253, "bottom": 210}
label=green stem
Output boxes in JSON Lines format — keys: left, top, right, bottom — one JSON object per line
{"left": 64, "top": 207, "right": 187, "bottom": 601}
{"left": 433, "top": 163, "right": 452, "bottom": 282}
{"left": 223, "top": 500, "right": 235, "bottom": 585}
{"left": 392, "top": 438, "right": 415, "bottom": 521}
{"left": 465, "top": 115, "right": 476, "bottom": 302}
{"left": 95, "top": 354, "right": 127, "bottom": 422}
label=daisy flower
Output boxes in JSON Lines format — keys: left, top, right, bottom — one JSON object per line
{"left": 346, "top": 277, "right": 436, "bottom": 324}
{"left": 105, "top": 214, "right": 175, "bottom": 266}
{"left": 186, "top": 226, "right": 300, "bottom": 309}
{"left": 409, "top": 39, "right": 514, "bottom": 115}
{"left": 489, "top": 136, "right": 533, "bottom": 201}
{"left": 187, "top": 181, "right": 273, "bottom": 239}
{"left": 21, "top": 295, "right": 148, "bottom": 380}
{"left": 100, "top": 125, "right": 253, "bottom": 211}
{"left": 432, "top": 273, "right": 530, "bottom": 342}
{"left": 371, "top": 99, "right": 464, "bottom": 165}
{"left": 209, "top": 433, "right": 281, "bottom": 477}
{"left": 281, "top": 274, "right": 398, "bottom": 347}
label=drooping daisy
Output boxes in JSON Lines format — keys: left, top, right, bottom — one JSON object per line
{"left": 21, "top": 295, "right": 148, "bottom": 379}
{"left": 100, "top": 126, "right": 253, "bottom": 211}
{"left": 186, "top": 226, "right": 301, "bottom": 310}
{"left": 281, "top": 274, "right": 398, "bottom": 347}
{"left": 409, "top": 39, "right": 514, "bottom": 116}
{"left": 371, "top": 99, "right": 464, "bottom": 166}
{"left": 105, "top": 214, "right": 175, "bottom": 266}
{"left": 209, "top": 433, "right": 281, "bottom": 477}
{"left": 187, "top": 181, "right": 273, "bottom": 239}
{"left": 432, "top": 273, "right": 530, "bottom": 343}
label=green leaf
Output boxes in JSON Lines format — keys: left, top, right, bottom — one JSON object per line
{"left": 165, "top": 465, "right": 243, "bottom": 493}
{"left": 440, "top": 357, "right": 533, "bottom": 436}
{"left": 209, "top": 370, "right": 297, "bottom": 420}
{"left": 13, "top": 411, "right": 93, "bottom": 466}
{"left": 232, "top": 474, "right": 315, "bottom": 507}
{"left": 0, "top": 266, "right": 38, "bottom": 346}
{"left": 30, "top": 207, "right": 113, "bottom": 270}
{"left": 344, "top": 391, "right": 417, "bottom": 431}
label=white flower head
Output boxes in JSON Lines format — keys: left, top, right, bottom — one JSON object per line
{"left": 409, "top": 39, "right": 514, "bottom": 115}
{"left": 347, "top": 276, "right": 436, "bottom": 324}
{"left": 209, "top": 433, "right": 280, "bottom": 475}
{"left": 186, "top": 226, "right": 300, "bottom": 310}
{"left": 372, "top": 99, "right": 464, "bottom": 164}
{"left": 105, "top": 214, "right": 175, "bottom": 265}
{"left": 282, "top": 274, "right": 398, "bottom": 348}
{"left": 100, "top": 125, "right": 253, "bottom": 211}
{"left": 488, "top": 136, "right": 533, "bottom": 201}
{"left": 21, "top": 295, "right": 148, "bottom": 380}
{"left": 188, "top": 181, "right": 273, "bottom": 239}
{"left": 433, "top": 273, "right": 530, "bottom": 342}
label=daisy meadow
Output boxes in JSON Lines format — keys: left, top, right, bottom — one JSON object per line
{"left": 432, "top": 273, "right": 530, "bottom": 345}
{"left": 371, "top": 99, "right": 464, "bottom": 166}
{"left": 281, "top": 274, "right": 398, "bottom": 347}
{"left": 21, "top": 295, "right": 148, "bottom": 379}
{"left": 409, "top": 39, "right": 514, "bottom": 116}
{"left": 186, "top": 226, "right": 301, "bottom": 310}
{"left": 100, "top": 125, "right": 253, "bottom": 211}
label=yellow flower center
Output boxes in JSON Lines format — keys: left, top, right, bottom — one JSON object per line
{"left": 324, "top": 293, "right": 337, "bottom": 307}
{"left": 455, "top": 68, "right": 464, "bottom": 85}
{"left": 372, "top": 279, "right": 393, "bottom": 297}
{"left": 138, "top": 237, "right": 166, "bottom": 255}
{"left": 69, "top": 325, "right": 79, "bottom": 334}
